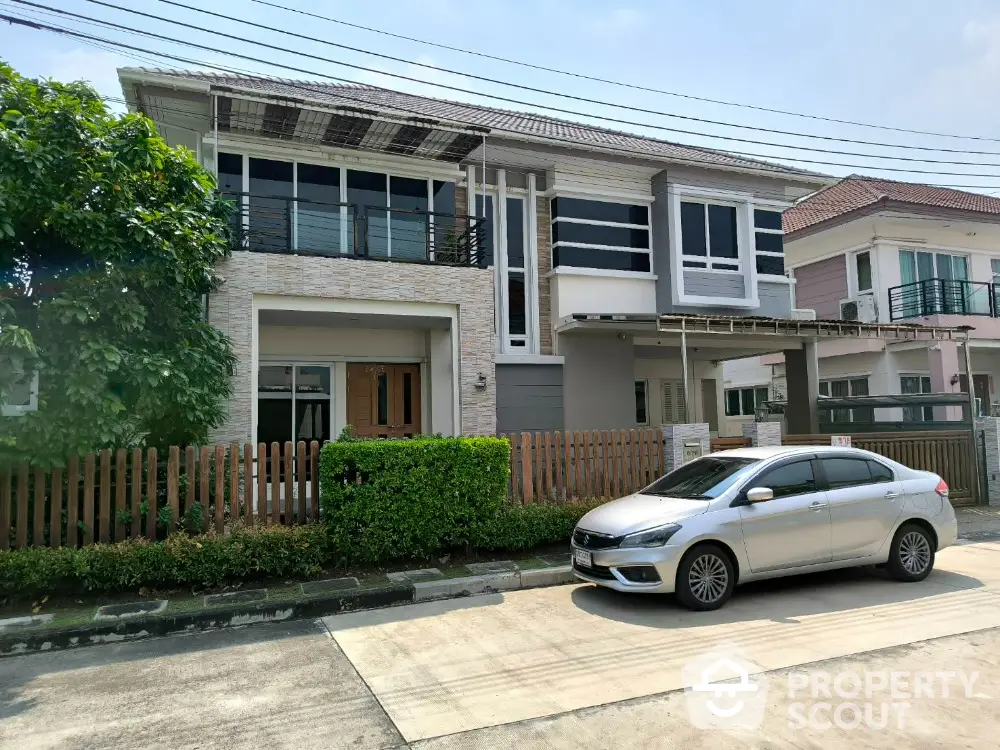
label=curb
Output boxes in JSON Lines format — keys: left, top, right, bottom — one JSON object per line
{"left": 0, "top": 566, "right": 574, "bottom": 657}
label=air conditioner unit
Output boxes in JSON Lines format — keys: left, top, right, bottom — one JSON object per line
{"left": 791, "top": 308, "right": 817, "bottom": 321}
{"left": 840, "top": 295, "right": 877, "bottom": 323}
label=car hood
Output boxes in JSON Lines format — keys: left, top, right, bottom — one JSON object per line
{"left": 576, "top": 494, "right": 711, "bottom": 537}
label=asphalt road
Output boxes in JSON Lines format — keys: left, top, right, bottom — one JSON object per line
{"left": 3, "top": 541, "right": 1000, "bottom": 749}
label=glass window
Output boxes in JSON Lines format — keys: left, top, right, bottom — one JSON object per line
{"left": 553, "top": 246, "right": 651, "bottom": 272}
{"left": 819, "top": 381, "right": 830, "bottom": 397}
{"left": 740, "top": 388, "right": 755, "bottom": 416}
{"left": 432, "top": 180, "right": 456, "bottom": 215}
{"left": 754, "top": 460, "right": 817, "bottom": 499}
{"left": 901, "top": 375, "right": 933, "bottom": 422}
{"left": 248, "top": 158, "right": 293, "bottom": 253}
{"left": 403, "top": 372, "right": 413, "bottom": 425}
{"left": 680, "top": 201, "right": 707, "bottom": 256}
{"left": 389, "top": 175, "right": 429, "bottom": 261}
{"left": 635, "top": 380, "right": 648, "bottom": 424}
{"left": 474, "top": 193, "right": 494, "bottom": 267}
{"left": 754, "top": 209, "right": 783, "bottom": 231}
{"left": 348, "top": 170, "right": 388, "bottom": 258}
{"left": 644, "top": 456, "right": 761, "bottom": 500}
{"left": 433, "top": 181, "right": 457, "bottom": 258}
{"left": 551, "top": 197, "right": 648, "bottom": 224}
{"left": 506, "top": 197, "right": 525, "bottom": 267}
{"left": 725, "top": 389, "right": 741, "bottom": 416}
{"left": 755, "top": 386, "right": 769, "bottom": 410}
{"left": 756, "top": 257, "right": 785, "bottom": 276}
{"left": 755, "top": 232, "right": 783, "bottom": 254}
{"left": 552, "top": 223, "right": 649, "bottom": 249}
{"left": 992, "top": 258, "right": 1000, "bottom": 285}
{"left": 376, "top": 374, "right": 388, "bottom": 426}
{"left": 708, "top": 205, "right": 739, "bottom": 259}
{"left": 296, "top": 163, "right": 343, "bottom": 256}
{"left": 822, "top": 458, "right": 873, "bottom": 490}
{"left": 856, "top": 251, "right": 873, "bottom": 292}
{"left": 295, "top": 366, "right": 331, "bottom": 396}
{"left": 507, "top": 272, "right": 526, "bottom": 335}
{"left": 217, "top": 152, "right": 243, "bottom": 194}
{"left": 868, "top": 461, "right": 894, "bottom": 483}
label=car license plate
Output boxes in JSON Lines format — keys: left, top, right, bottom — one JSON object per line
{"left": 573, "top": 548, "right": 592, "bottom": 568}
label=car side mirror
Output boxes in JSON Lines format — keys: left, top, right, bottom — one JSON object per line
{"left": 746, "top": 487, "right": 774, "bottom": 503}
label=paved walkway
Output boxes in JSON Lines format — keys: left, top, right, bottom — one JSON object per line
{"left": 2, "top": 540, "right": 1000, "bottom": 748}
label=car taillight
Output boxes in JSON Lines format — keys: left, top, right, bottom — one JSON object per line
{"left": 935, "top": 479, "right": 949, "bottom": 498}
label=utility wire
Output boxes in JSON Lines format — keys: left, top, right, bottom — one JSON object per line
{"left": 144, "top": 0, "right": 1000, "bottom": 160}
{"left": 248, "top": 0, "right": 1000, "bottom": 146}
{"left": 13, "top": 2, "right": 1000, "bottom": 180}
{"left": 7, "top": 9, "right": 1000, "bottom": 191}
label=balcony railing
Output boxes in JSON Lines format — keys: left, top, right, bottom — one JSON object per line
{"left": 222, "top": 191, "right": 488, "bottom": 268}
{"left": 888, "top": 278, "right": 996, "bottom": 320}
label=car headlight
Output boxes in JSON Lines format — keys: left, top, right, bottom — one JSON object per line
{"left": 619, "top": 523, "right": 681, "bottom": 548}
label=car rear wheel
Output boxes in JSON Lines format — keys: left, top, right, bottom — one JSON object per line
{"left": 675, "top": 543, "right": 735, "bottom": 611}
{"left": 886, "top": 523, "right": 935, "bottom": 582}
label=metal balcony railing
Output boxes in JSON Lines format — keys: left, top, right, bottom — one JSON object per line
{"left": 220, "top": 191, "right": 488, "bottom": 268}
{"left": 888, "top": 278, "right": 996, "bottom": 320}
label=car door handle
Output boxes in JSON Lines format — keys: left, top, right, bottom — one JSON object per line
{"left": 809, "top": 501, "right": 828, "bottom": 511}
{"left": 884, "top": 491, "right": 900, "bottom": 499}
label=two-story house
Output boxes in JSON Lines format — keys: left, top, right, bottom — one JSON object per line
{"left": 119, "top": 67, "right": 845, "bottom": 445}
{"left": 740, "top": 175, "right": 1000, "bottom": 431}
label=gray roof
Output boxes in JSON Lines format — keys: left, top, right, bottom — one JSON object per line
{"left": 121, "top": 68, "right": 827, "bottom": 181}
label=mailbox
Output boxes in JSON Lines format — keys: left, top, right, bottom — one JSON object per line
{"left": 683, "top": 441, "right": 704, "bottom": 464}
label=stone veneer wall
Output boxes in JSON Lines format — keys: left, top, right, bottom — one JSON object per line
{"left": 535, "top": 195, "right": 553, "bottom": 355}
{"left": 207, "top": 252, "right": 496, "bottom": 444}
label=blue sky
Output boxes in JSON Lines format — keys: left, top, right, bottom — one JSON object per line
{"left": 3, "top": 0, "right": 1000, "bottom": 191}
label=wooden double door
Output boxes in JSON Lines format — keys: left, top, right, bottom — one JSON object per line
{"left": 346, "top": 363, "right": 422, "bottom": 438}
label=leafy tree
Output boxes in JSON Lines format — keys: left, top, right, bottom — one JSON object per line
{"left": 0, "top": 62, "right": 235, "bottom": 465}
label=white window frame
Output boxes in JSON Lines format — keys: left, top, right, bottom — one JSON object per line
{"left": 753, "top": 208, "right": 785, "bottom": 279}
{"left": 848, "top": 249, "right": 875, "bottom": 296}
{"left": 819, "top": 376, "right": 870, "bottom": 423}
{"left": 724, "top": 385, "right": 769, "bottom": 417}
{"left": 470, "top": 166, "right": 540, "bottom": 355}
{"left": 679, "top": 199, "right": 743, "bottom": 274}
{"left": 899, "top": 373, "right": 933, "bottom": 423}
{"left": 549, "top": 195, "right": 654, "bottom": 277}
{"left": 2, "top": 371, "right": 38, "bottom": 417}
{"left": 668, "top": 184, "right": 758, "bottom": 308}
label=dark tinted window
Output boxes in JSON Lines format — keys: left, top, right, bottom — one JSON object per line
{"left": 755, "top": 232, "right": 784, "bottom": 254}
{"left": 755, "top": 460, "right": 817, "bottom": 498}
{"left": 868, "top": 461, "right": 894, "bottom": 483}
{"left": 822, "top": 458, "right": 873, "bottom": 490}
{"left": 506, "top": 197, "right": 525, "bottom": 267}
{"left": 725, "top": 390, "right": 740, "bottom": 416}
{"left": 551, "top": 197, "right": 647, "bottom": 224}
{"left": 645, "top": 456, "right": 760, "bottom": 500}
{"left": 754, "top": 209, "right": 783, "bottom": 230}
{"left": 680, "top": 202, "right": 706, "bottom": 256}
{"left": 552, "top": 222, "right": 649, "bottom": 249}
{"left": 708, "top": 204, "right": 738, "bottom": 259}
{"left": 553, "top": 246, "right": 650, "bottom": 272}
{"left": 432, "top": 180, "right": 456, "bottom": 215}
{"left": 756, "top": 256, "right": 785, "bottom": 275}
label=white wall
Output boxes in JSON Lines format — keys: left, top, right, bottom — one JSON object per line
{"left": 634, "top": 356, "right": 720, "bottom": 427}
{"left": 720, "top": 356, "right": 774, "bottom": 436}
{"left": 551, "top": 271, "right": 657, "bottom": 320}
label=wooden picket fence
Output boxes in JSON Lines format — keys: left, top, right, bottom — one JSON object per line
{"left": 0, "top": 441, "right": 321, "bottom": 550}
{"left": 781, "top": 430, "right": 978, "bottom": 506}
{"left": 501, "top": 428, "right": 670, "bottom": 504}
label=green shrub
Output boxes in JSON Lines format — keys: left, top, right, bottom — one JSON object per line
{"left": 472, "top": 501, "right": 605, "bottom": 551}
{"left": 0, "top": 523, "right": 330, "bottom": 596}
{"left": 320, "top": 436, "right": 510, "bottom": 563}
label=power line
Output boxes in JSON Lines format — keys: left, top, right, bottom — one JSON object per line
{"left": 15, "top": 2, "right": 1000, "bottom": 180}
{"left": 7, "top": 9, "right": 1000, "bottom": 191}
{"left": 248, "top": 0, "right": 1000, "bottom": 146}
{"left": 142, "top": 0, "right": 1000, "bottom": 161}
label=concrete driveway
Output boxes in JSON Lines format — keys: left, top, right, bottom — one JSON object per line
{"left": 2, "top": 541, "right": 999, "bottom": 748}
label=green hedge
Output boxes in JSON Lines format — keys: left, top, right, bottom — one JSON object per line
{"left": 0, "top": 524, "right": 329, "bottom": 596}
{"left": 320, "top": 436, "right": 510, "bottom": 563}
{"left": 471, "top": 501, "right": 604, "bottom": 551}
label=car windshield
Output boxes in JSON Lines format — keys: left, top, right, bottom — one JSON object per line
{"left": 642, "top": 456, "right": 760, "bottom": 500}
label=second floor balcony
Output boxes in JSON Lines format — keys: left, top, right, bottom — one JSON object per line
{"left": 223, "top": 191, "right": 488, "bottom": 268}
{"left": 888, "top": 278, "right": 999, "bottom": 320}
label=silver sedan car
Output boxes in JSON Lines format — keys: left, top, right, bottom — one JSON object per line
{"left": 571, "top": 445, "right": 958, "bottom": 610}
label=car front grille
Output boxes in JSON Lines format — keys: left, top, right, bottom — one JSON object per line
{"left": 573, "top": 560, "right": 616, "bottom": 580}
{"left": 573, "top": 528, "right": 623, "bottom": 550}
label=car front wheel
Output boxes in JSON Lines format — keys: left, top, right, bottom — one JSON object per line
{"left": 886, "top": 523, "right": 935, "bottom": 582}
{"left": 675, "top": 543, "right": 735, "bottom": 611}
